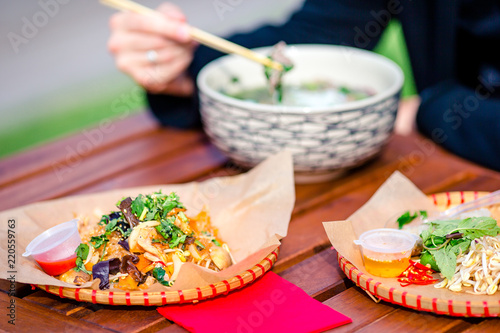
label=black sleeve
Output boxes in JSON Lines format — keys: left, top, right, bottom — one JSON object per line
{"left": 416, "top": 80, "right": 500, "bottom": 171}
{"left": 148, "top": 0, "right": 389, "bottom": 128}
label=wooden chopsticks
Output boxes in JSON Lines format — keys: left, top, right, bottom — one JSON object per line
{"left": 100, "top": 0, "right": 284, "bottom": 71}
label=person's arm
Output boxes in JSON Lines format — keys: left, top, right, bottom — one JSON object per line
{"left": 416, "top": 79, "right": 500, "bottom": 171}
{"left": 149, "top": 0, "right": 389, "bottom": 128}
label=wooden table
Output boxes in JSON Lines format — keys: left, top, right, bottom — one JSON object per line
{"left": 1, "top": 110, "right": 499, "bottom": 333}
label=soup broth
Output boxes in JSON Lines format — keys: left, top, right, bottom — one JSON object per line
{"left": 224, "top": 80, "right": 374, "bottom": 107}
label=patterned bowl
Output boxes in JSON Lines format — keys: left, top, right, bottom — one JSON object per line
{"left": 197, "top": 44, "right": 404, "bottom": 183}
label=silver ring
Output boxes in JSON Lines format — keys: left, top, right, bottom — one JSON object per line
{"left": 146, "top": 50, "right": 158, "bottom": 64}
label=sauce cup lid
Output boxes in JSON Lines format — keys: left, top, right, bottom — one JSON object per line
{"left": 22, "top": 219, "right": 79, "bottom": 257}
{"left": 353, "top": 228, "right": 418, "bottom": 253}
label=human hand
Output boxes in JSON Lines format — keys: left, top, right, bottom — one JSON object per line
{"left": 108, "top": 3, "right": 196, "bottom": 96}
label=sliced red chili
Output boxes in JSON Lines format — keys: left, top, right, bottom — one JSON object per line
{"left": 397, "top": 260, "right": 437, "bottom": 287}
{"left": 409, "top": 259, "right": 433, "bottom": 271}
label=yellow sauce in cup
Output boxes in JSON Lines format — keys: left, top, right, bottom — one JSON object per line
{"left": 363, "top": 254, "right": 410, "bottom": 278}
{"left": 354, "top": 228, "right": 417, "bottom": 278}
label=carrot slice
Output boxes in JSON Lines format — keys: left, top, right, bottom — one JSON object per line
{"left": 116, "top": 275, "right": 138, "bottom": 290}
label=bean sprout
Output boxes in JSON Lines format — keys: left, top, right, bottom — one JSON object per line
{"left": 435, "top": 235, "right": 500, "bottom": 295}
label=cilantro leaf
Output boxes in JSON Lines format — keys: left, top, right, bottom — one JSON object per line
{"left": 131, "top": 194, "right": 146, "bottom": 217}
{"left": 98, "top": 214, "right": 109, "bottom": 226}
{"left": 152, "top": 267, "right": 173, "bottom": 286}
{"left": 169, "top": 233, "right": 187, "bottom": 249}
{"left": 74, "top": 243, "right": 92, "bottom": 274}
{"left": 155, "top": 217, "right": 188, "bottom": 248}
{"left": 161, "top": 192, "right": 184, "bottom": 217}
{"left": 145, "top": 207, "right": 158, "bottom": 221}
{"left": 396, "top": 210, "right": 427, "bottom": 229}
{"left": 105, "top": 218, "right": 118, "bottom": 234}
{"left": 90, "top": 234, "right": 109, "bottom": 249}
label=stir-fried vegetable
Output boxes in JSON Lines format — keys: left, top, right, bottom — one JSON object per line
{"left": 66, "top": 191, "right": 233, "bottom": 290}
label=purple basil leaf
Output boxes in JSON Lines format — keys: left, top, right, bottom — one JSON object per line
{"left": 92, "top": 258, "right": 121, "bottom": 290}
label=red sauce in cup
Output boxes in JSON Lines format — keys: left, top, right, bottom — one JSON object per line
{"left": 36, "top": 254, "right": 77, "bottom": 276}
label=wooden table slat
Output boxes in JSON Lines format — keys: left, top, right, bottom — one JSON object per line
{"left": 2, "top": 109, "right": 500, "bottom": 332}
{"left": 23, "top": 290, "right": 95, "bottom": 318}
{"left": 354, "top": 307, "right": 472, "bottom": 333}
{"left": 0, "top": 292, "right": 114, "bottom": 332}
{"left": 0, "top": 129, "right": 207, "bottom": 211}
{"left": 323, "top": 288, "right": 398, "bottom": 333}
{"left": 78, "top": 305, "right": 171, "bottom": 333}
{"left": 74, "top": 143, "right": 228, "bottom": 195}
{"left": 461, "top": 319, "right": 500, "bottom": 333}
{"left": 278, "top": 248, "right": 351, "bottom": 301}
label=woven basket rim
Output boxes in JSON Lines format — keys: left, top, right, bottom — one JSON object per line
{"left": 338, "top": 191, "right": 500, "bottom": 317}
{"left": 37, "top": 246, "right": 279, "bottom": 306}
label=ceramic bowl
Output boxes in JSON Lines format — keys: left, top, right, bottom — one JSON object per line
{"left": 197, "top": 44, "right": 404, "bottom": 183}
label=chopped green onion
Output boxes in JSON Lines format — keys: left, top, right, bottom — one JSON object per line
{"left": 139, "top": 207, "right": 149, "bottom": 221}
{"left": 195, "top": 240, "right": 205, "bottom": 249}
{"left": 178, "top": 211, "right": 188, "bottom": 223}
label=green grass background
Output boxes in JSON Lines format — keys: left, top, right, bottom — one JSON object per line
{"left": 0, "top": 19, "right": 416, "bottom": 160}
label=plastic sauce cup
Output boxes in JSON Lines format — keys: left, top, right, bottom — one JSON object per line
{"left": 354, "top": 228, "right": 418, "bottom": 278}
{"left": 22, "top": 219, "right": 82, "bottom": 276}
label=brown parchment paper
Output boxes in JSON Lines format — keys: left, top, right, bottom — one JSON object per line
{"left": 0, "top": 151, "right": 295, "bottom": 291}
{"left": 323, "top": 171, "right": 500, "bottom": 304}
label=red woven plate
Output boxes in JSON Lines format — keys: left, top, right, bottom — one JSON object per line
{"left": 338, "top": 191, "right": 500, "bottom": 317}
{"left": 36, "top": 247, "right": 279, "bottom": 306}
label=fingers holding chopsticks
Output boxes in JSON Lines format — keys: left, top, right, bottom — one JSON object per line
{"left": 128, "top": 47, "right": 194, "bottom": 92}
{"left": 109, "top": 3, "right": 191, "bottom": 43}
{"left": 107, "top": 2, "right": 196, "bottom": 95}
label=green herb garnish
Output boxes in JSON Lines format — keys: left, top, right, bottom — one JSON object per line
{"left": 74, "top": 243, "right": 92, "bottom": 274}
{"left": 105, "top": 218, "right": 118, "bottom": 234}
{"left": 264, "top": 59, "right": 293, "bottom": 103}
{"left": 396, "top": 210, "right": 428, "bottom": 229}
{"left": 339, "top": 86, "right": 352, "bottom": 94}
{"left": 195, "top": 239, "right": 206, "bottom": 249}
{"left": 419, "top": 217, "right": 500, "bottom": 280}
{"left": 90, "top": 234, "right": 109, "bottom": 249}
{"left": 155, "top": 217, "right": 188, "bottom": 249}
{"left": 128, "top": 191, "right": 185, "bottom": 221}
{"left": 152, "top": 267, "right": 173, "bottom": 287}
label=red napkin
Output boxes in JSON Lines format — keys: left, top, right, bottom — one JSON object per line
{"left": 157, "top": 272, "right": 352, "bottom": 333}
